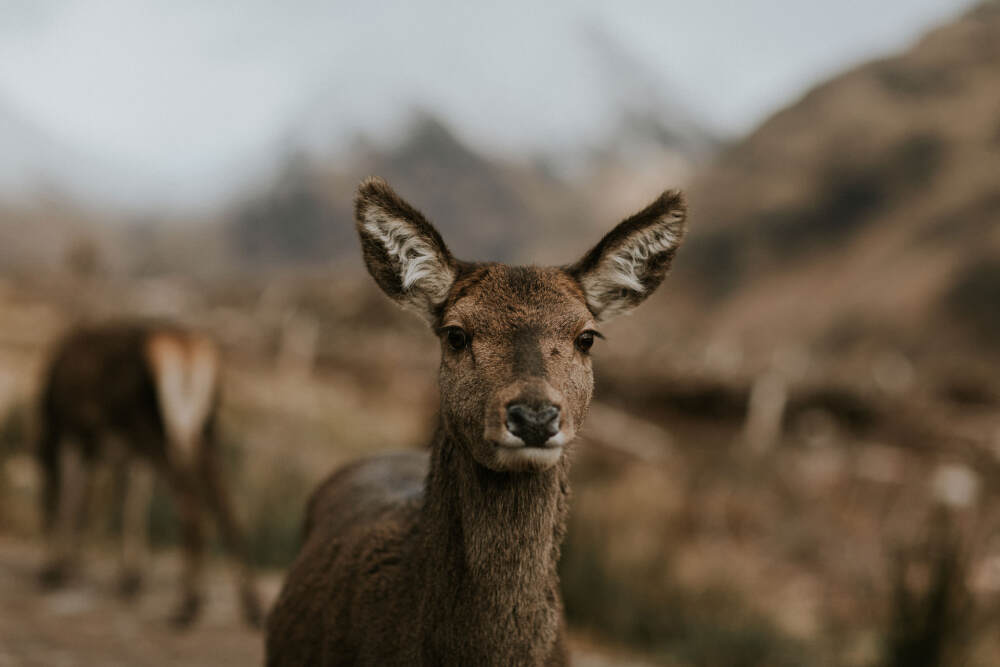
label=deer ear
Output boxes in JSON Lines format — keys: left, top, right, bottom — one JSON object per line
{"left": 568, "top": 190, "right": 687, "bottom": 322}
{"left": 355, "top": 177, "right": 457, "bottom": 324}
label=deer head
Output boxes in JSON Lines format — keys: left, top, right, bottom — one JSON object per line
{"left": 356, "top": 177, "right": 686, "bottom": 473}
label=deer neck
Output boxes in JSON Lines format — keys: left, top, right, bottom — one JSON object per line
{"left": 417, "top": 424, "right": 569, "bottom": 658}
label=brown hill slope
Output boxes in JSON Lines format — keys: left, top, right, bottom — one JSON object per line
{"left": 677, "top": 2, "right": 1000, "bottom": 363}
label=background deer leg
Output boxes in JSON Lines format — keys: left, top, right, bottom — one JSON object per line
{"left": 117, "top": 457, "right": 155, "bottom": 598}
{"left": 37, "top": 422, "right": 62, "bottom": 536}
{"left": 39, "top": 438, "right": 94, "bottom": 588}
{"left": 166, "top": 469, "right": 204, "bottom": 628}
{"left": 198, "top": 446, "right": 262, "bottom": 628}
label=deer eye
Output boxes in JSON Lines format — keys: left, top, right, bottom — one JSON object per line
{"left": 575, "top": 330, "right": 597, "bottom": 354}
{"left": 444, "top": 327, "right": 469, "bottom": 351}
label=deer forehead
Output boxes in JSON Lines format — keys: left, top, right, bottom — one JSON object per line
{"left": 443, "top": 265, "right": 593, "bottom": 335}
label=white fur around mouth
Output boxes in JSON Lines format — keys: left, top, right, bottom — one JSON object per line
{"left": 496, "top": 430, "right": 566, "bottom": 449}
{"left": 494, "top": 442, "right": 564, "bottom": 468}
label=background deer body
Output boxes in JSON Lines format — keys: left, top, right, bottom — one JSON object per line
{"left": 37, "top": 322, "right": 261, "bottom": 627}
{"left": 266, "top": 178, "right": 686, "bottom": 666}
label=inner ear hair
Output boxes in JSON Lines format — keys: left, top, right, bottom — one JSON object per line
{"left": 569, "top": 189, "right": 687, "bottom": 321}
{"left": 354, "top": 177, "right": 457, "bottom": 322}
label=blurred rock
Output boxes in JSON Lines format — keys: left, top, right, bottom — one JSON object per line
{"left": 743, "top": 370, "right": 788, "bottom": 454}
{"left": 930, "top": 463, "right": 980, "bottom": 509}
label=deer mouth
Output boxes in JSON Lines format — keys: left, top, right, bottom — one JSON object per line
{"left": 486, "top": 428, "right": 568, "bottom": 471}
{"left": 492, "top": 438, "right": 564, "bottom": 470}
{"left": 495, "top": 429, "right": 566, "bottom": 449}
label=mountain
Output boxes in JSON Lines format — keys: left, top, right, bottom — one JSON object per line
{"left": 228, "top": 19, "right": 725, "bottom": 272}
{"left": 578, "top": 21, "right": 719, "bottom": 162}
{"left": 671, "top": 2, "right": 1000, "bottom": 366}
{"left": 226, "top": 113, "right": 587, "bottom": 267}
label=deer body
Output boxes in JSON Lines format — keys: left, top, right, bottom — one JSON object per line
{"left": 270, "top": 430, "right": 569, "bottom": 665}
{"left": 37, "top": 322, "right": 261, "bottom": 627}
{"left": 267, "top": 179, "right": 687, "bottom": 665}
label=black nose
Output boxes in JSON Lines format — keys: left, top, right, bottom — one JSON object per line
{"left": 505, "top": 403, "right": 560, "bottom": 446}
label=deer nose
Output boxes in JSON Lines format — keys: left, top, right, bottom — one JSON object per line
{"left": 505, "top": 403, "right": 561, "bottom": 446}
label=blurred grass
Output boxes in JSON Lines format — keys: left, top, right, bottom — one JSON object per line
{"left": 2, "top": 272, "right": 1000, "bottom": 666}
{"left": 560, "top": 520, "right": 808, "bottom": 667}
{"left": 242, "top": 459, "right": 311, "bottom": 568}
{"left": 146, "top": 424, "right": 318, "bottom": 568}
{"left": 883, "top": 516, "right": 971, "bottom": 667}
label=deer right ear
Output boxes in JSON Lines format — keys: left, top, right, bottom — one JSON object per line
{"left": 568, "top": 190, "right": 687, "bottom": 322}
{"left": 355, "top": 177, "right": 457, "bottom": 325}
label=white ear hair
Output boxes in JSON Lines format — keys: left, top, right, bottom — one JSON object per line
{"left": 355, "top": 178, "right": 456, "bottom": 324}
{"left": 361, "top": 209, "right": 455, "bottom": 305}
{"left": 571, "top": 190, "right": 687, "bottom": 321}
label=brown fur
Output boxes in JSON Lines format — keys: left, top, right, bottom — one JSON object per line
{"left": 266, "top": 178, "right": 687, "bottom": 665}
{"left": 36, "top": 322, "right": 262, "bottom": 628}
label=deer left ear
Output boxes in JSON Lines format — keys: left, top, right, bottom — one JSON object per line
{"left": 355, "top": 177, "right": 457, "bottom": 325}
{"left": 568, "top": 190, "right": 687, "bottom": 321}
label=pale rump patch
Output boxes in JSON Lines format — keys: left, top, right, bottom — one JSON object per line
{"left": 146, "top": 334, "right": 219, "bottom": 464}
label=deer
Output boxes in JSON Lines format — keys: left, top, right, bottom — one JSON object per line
{"left": 265, "top": 177, "right": 687, "bottom": 665}
{"left": 36, "top": 322, "right": 262, "bottom": 628}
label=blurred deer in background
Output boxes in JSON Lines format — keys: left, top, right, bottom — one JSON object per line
{"left": 36, "top": 323, "right": 262, "bottom": 628}
{"left": 266, "top": 178, "right": 687, "bottom": 665}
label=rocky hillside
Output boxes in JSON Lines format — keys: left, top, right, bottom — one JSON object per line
{"left": 224, "top": 104, "right": 713, "bottom": 271}
{"left": 226, "top": 114, "right": 589, "bottom": 267}
{"left": 675, "top": 2, "right": 1000, "bottom": 367}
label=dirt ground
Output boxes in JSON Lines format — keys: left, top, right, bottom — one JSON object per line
{"left": 0, "top": 537, "right": 276, "bottom": 667}
{"left": 0, "top": 537, "right": 652, "bottom": 667}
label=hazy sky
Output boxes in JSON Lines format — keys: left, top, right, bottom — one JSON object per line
{"left": 0, "top": 0, "right": 975, "bottom": 205}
